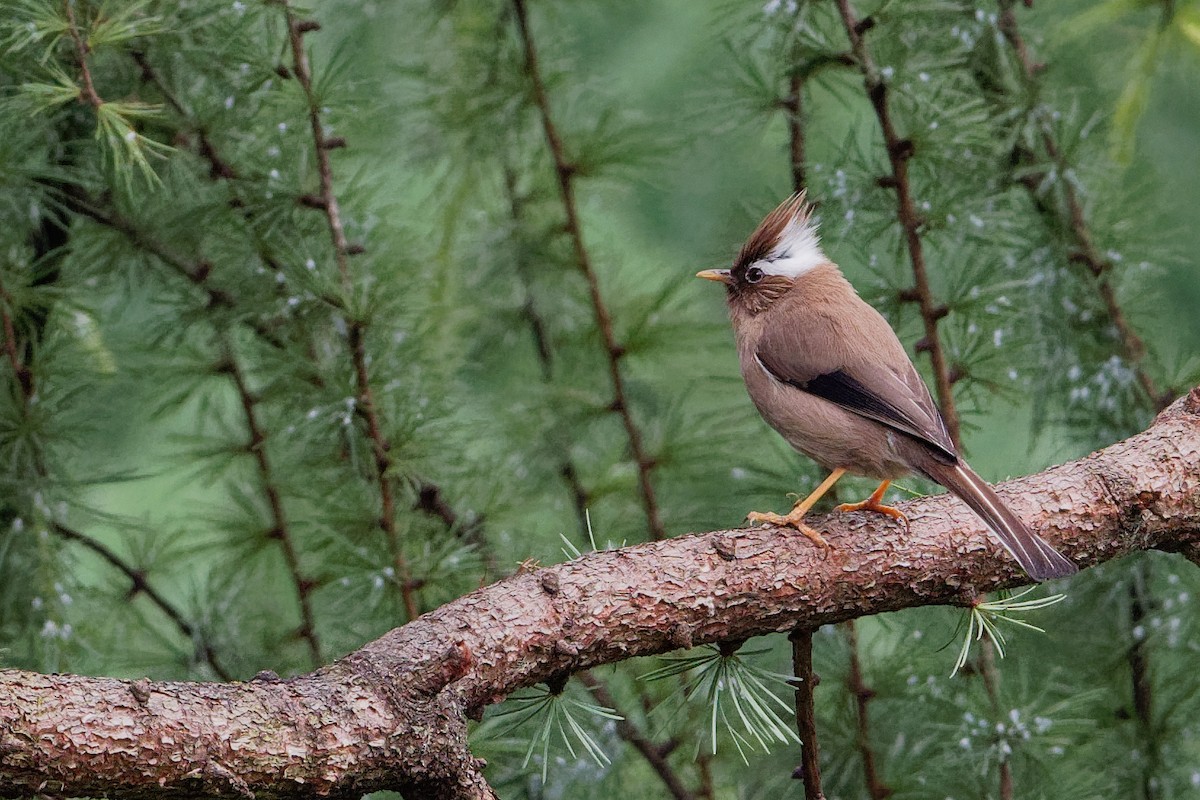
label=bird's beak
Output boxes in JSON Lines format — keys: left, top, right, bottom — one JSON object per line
{"left": 696, "top": 269, "right": 732, "bottom": 284}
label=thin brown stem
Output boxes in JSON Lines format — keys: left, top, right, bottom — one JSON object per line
{"left": 281, "top": 5, "right": 417, "bottom": 620}
{"left": 501, "top": 172, "right": 706, "bottom": 791}
{"left": 790, "top": 628, "right": 825, "bottom": 800}
{"left": 502, "top": 169, "right": 706, "bottom": 793}
{"left": 577, "top": 671, "right": 698, "bottom": 800}
{"left": 222, "top": 345, "right": 322, "bottom": 666}
{"left": 996, "top": 0, "right": 1169, "bottom": 412}
{"left": 64, "top": 1, "right": 103, "bottom": 108}
{"left": 835, "top": 0, "right": 961, "bottom": 445}
{"left": 61, "top": 192, "right": 226, "bottom": 300}
{"left": 977, "top": 635, "right": 1013, "bottom": 800}
{"left": 1128, "top": 567, "right": 1159, "bottom": 800}
{"left": 783, "top": 66, "right": 807, "bottom": 195}
{"left": 511, "top": 0, "right": 666, "bottom": 541}
{"left": 283, "top": 12, "right": 351, "bottom": 284}
{"left": 0, "top": 274, "right": 33, "bottom": 398}
{"left": 696, "top": 755, "right": 715, "bottom": 800}
{"left": 502, "top": 167, "right": 594, "bottom": 538}
{"left": 129, "top": 51, "right": 238, "bottom": 181}
{"left": 53, "top": 184, "right": 323, "bottom": 664}
{"left": 349, "top": 321, "right": 418, "bottom": 621}
{"left": 52, "top": 523, "right": 233, "bottom": 680}
{"left": 843, "top": 621, "right": 892, "bottom": 799}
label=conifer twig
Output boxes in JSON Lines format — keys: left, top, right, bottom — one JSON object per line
{"left": 995, "top": 0, "right": 1170, "bottom": 413}
{"left": 511, "top": 0, "right": 666, "bottom": 542}
{"left": 501, "top": 167, "right": 593, "bottom": 537}
{"left": 59, "top": 193, "right": 229, "bottom": 305}
{"left": 502, "top": 174, "right": 705, "bottom": 795}
{"left": 783, "top": 64, "right": 808, "bottom": 197}
{"left": 779, "top": 61, "right": 831, "bottom": 800}
{"left": 834, "top": 0, "right": 961, "bottom": 444}
{"left": 50, "top": 182, "right": 325, "bottom": 662}
{"left": 790, "top": 629, "right": 825, "bottom": 800}
{"left": 222, "top": 345, "right": 322, "bottom": 666}
{"left": 843, "top": 620, "right": 891, "bottom": 799}
{"left": 51, "top": 523, "right": 234, "bottom": 681}
{"left": 132, "top": 51, "right": 482, "bottom": 544}
{"left": 1127, "top": 572, "right": 1158, "bottom": 800}
{"left": 129, "top": 51, "right": 238, "bottom": 181}
{"left": 64, "top": 0, "right": 103, "bottom": 109}
{"left": 281, "top": 5, "right": 418, "bottom": 620}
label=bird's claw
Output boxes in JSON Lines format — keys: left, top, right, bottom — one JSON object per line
{"left": 746, "top": 511, "right": 831, "bottom": 548}
{"left": 834, "top": 499, "right": 909, "bottom": 529}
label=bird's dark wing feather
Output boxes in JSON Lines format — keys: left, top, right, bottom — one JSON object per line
{"left": 755, "top": 314, "right": 958, "bottom": 464}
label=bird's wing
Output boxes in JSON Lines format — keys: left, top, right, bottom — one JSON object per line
{"left": 754, "top": 308, "right": 958, "bottom": 464}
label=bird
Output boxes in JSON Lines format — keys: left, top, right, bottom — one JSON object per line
{"left": 697, "top": 193, "right": 1077, "bottom": 581}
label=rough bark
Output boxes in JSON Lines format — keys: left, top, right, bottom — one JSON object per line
{"left": 2, "top": 389, "right": 1199, "bottom": 799}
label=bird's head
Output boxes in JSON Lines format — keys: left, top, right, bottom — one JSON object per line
{"left": 697, "top": 193, "right": 829, "bottom": 315}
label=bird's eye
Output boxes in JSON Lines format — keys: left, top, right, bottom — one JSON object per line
{"left": 745, "top": 266, "right": 765, "bottom": 284}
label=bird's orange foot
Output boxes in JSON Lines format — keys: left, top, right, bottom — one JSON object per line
{"left": 746, "top": 510, "right": 830, "bottom": 548}
{"left": 834, "top": 498, "right": 908, "bottom": 527}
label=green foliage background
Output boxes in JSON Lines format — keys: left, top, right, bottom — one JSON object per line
{"left": 1, "top": 1, "right": 1199, "bottom": 798}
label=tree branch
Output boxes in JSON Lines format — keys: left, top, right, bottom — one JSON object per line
{"left": 995, "top": 0, "right": 1171, "bottom": 413}
{"left": 835, "top": 0, "right": 962, "bottom": 444}
{"left": 221, "top": 344, "right": 323, "bottom": 666}
{"left": 281, "top": 6, "right": 418, "bottom": 620}
{"left": 3, "top": 389, "right": 1199, "bottom": 797}
{"left": 0, "top": 273, "right": 33, "bottom": 399}
{"left": 511, "top": 0, "right": 666, "bottom": 541}
{"left": 790, "top": 629, "right": 825, "bottom": 800}
{"left": 842, "top": 620, "right": 891, "bottom": 799}
{"left": 50, "top": 524, "right": 234, "bottom": 681}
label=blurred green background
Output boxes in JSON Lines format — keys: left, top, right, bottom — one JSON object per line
{"left": 2, "top": 1, "right": 1199, "bottom": 798}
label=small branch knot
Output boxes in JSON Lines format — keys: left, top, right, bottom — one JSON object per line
{"left": 298, "top": 194, "right": 327, "bottom": 210}
{"left": 712, "top": 535, "right": 737, "bottom": 561}
{"left": 1185, "top": 386, "right": 1200, "bottom": 415}
{"left": 718, "top": 638, "right": 747, "bottom": 657}
{"left": 129, "top": 679, "right": 152, "bottom": 705}
{"left": 668, "top": 623, "right": 694, "bottom": 650}
{"left": 890, "top": 138, "right": 916, "bottom": 161}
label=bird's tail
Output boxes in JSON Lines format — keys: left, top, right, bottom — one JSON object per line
{"left": 921, "top": 460, "right": 1077, "bottom": 581}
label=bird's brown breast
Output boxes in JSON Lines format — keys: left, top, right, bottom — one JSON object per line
{"left": 730, "top": 265, "right": 926, "bottom": 479}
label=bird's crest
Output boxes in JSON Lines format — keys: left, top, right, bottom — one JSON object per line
{"left": 735, "top": 192, "right": 827, "bottom": 279}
